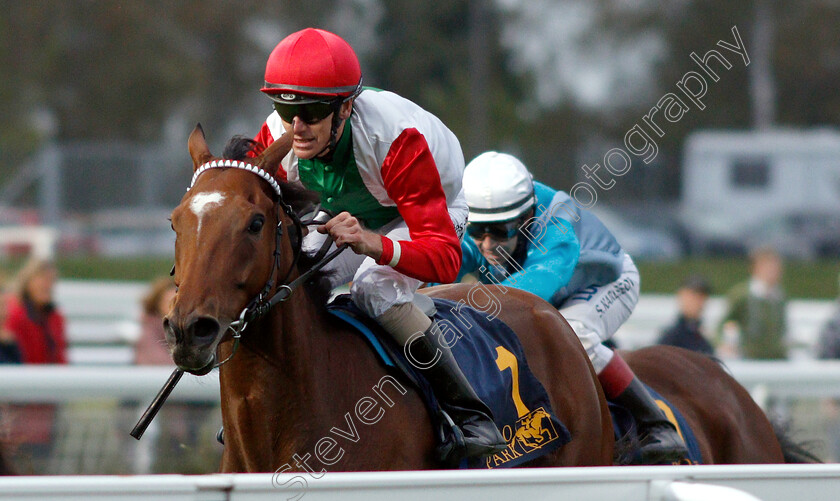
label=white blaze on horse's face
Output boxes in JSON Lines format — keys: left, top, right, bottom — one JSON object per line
{"left": 189, "top": 191, "right": 226, "bottom": 235}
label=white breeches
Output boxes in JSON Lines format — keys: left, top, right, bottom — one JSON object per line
{"left": 558, "top": 252, "right": 640, "bottom": 374}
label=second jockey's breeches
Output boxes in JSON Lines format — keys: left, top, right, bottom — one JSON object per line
{"left": 302, "top": 205, "right": 468, "bottom": 318}
{"left": 558, "top": 252, "right": 640, "bottom": 373}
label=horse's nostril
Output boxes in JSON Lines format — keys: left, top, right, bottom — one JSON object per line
{"left": 163, "top": 316, "right": 181, "bottom": 343}
{"left": 189, "top": 316, "right": 221, "bottom": 343}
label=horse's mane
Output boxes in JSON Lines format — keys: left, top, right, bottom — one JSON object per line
{"left": 222, "top": 136, "right": 321, "bottom": 212}
{"left": 223, "top": 136, "right": 334, "bottom": 307}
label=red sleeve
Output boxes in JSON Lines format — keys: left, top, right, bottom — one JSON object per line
{"left": 252, "top": 121, "right": 288, "bottom": 181}
{"left": 376, "top": 128, "right": 462, "bottom": 283}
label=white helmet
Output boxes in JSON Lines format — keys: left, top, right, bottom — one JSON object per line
{"left": 463, "top": 151, "right": 535, "bottom": 223}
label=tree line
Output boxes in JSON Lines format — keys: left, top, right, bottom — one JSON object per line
{"left": 2, "top": 0, "right": 838, "bottom": 207}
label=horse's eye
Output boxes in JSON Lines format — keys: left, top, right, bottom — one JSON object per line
{"left": 248, "top": 215, "right": 265, "bottom": 234}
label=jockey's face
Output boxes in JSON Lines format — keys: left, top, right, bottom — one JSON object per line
{"left": 280, "top": 100, "right": 353, "bottom": 160}
{"left": 468, "top": 212, "right": 531, "bottom": 267}
{"left": 473, "top": 232, "right": 519, "bottom": 267}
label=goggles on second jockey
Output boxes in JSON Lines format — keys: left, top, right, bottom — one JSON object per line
{"left": 273, "top": 100, "right": 339, "bottom": 125}
{"left": 466, "top": 218, "right": 523, "bottom": 241}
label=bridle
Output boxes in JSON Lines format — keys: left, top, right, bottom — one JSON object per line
{"left": 186, "top": 159, "right": 346, "bottom": 367}
{"left": 132, "top": 154, "right": 349, "bottom": 441}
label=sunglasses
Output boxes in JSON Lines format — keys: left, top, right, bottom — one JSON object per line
{"left": 273, "top": 101, "right": 337, "bottom": 125}
{"left": 467, "top": 220, "right": 523, "bottom": 240}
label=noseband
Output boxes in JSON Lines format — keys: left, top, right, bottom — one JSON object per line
{"left": 187, "top": 159, "right": 346, "bottom": 367}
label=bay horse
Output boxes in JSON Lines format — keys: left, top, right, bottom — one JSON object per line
{"left": 165, "top": 125, "right": 785, "bottom": 474}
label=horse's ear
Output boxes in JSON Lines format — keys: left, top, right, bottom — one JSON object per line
{"left": 255, "top": 133, "right": 293, "bottom": 176}
{"left": 188, "top": 124, "right": 214, "bottom": 172}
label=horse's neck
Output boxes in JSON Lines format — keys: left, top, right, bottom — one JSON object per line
{"left": 219, "top": 289, "right": 343, "bottom": 467}
{"left": 222, "top": 287, "right": 332, "bottom": 392}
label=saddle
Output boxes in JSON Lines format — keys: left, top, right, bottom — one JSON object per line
{"left": 327, "top": 294, "right": 571, "bottom": 469}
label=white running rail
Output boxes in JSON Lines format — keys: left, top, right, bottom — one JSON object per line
{"left": 3, "top": 361, "right": 840, "bottom": 403}
{"left": 2, "top": 465, "right": 840, "bottom": 501}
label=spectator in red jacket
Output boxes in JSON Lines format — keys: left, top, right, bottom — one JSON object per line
{"left": 3, "top": 259, "right": 67, "bottom": 365}
{"left": 2, "top": 259, "right": 66, "bottom": 473}
{"left": 0, "top": 279, "right": 21, "bottom": 364}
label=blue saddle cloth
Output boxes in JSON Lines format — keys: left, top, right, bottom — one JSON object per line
{"left": 609, "top": 385, "right": 703, "bottom": 465}
{"left": 327, "top": 294, "right": 571, "bottom": 469}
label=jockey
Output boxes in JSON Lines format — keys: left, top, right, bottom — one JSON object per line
{"left": 253, "top": 28, "right": 506, "bottom": 461}
{"left": 458, "top": 151, "right": 689, "bottom": 464}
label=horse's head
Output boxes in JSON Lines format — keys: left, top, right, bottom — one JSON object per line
{"left": 164, "top": 125, "right": 297, "bottom": 375}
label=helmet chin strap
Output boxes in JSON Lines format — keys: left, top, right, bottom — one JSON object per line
{"left": 313, "top": 101, "right": 346, "bottom": 162}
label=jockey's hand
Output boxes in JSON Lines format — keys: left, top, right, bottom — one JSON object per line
{"left": 318, "top": 212, "right": 383, "bottom": 260}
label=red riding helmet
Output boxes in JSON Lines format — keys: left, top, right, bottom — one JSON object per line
{"left": 261, "top": 28, "right": 363, "bottom": 104}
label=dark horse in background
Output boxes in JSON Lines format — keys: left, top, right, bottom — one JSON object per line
{"left": 165, "top": 125, "right": 794, "bottom": 473}
{"left": 0, "top": 443, "right": 14, "bottom": 475}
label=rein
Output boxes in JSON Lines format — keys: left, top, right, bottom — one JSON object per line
{"left": 187, "top": 159, "right": 346, "bottom": 367}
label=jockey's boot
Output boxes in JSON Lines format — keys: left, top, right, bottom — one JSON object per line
{"left": 612, "top": 376, "right": 689, "bottom": 464}
{"left": 598, "top": 353, "right": 688, "bottom": 464}
{"left": 410, "top": 321, "right": 508, "bottom": 460}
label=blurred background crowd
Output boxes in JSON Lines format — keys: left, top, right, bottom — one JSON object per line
{"left": 2, "top": 0, "right": 840, "bottom": 476}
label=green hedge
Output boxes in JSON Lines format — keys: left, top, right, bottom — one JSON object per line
{"left": 636, "top": 258, "right": 840, "bottom": 300}
{"left": 2, "top": 256, "right": 839, "bottom": 299}
{"left": 1, "top": 256, "right": 172, "bottom": 283}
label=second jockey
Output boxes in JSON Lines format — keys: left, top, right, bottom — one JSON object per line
{"left": 456, "top": 151, "right": 689, "bottom": 464}
{"left": 252, "top": 28, "right": 506, "bottom": 461}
